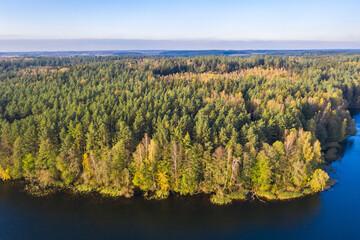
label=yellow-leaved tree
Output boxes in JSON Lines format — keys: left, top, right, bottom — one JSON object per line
{"left": 310, "top": 169, "right": 330, "bottom": 192}
{"left": 0, "top": 165, "right": 10, "bottom": 181}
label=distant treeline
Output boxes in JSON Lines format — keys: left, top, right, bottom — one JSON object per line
{"left": 0, "top": 56, "right": 359, "bottom": 204}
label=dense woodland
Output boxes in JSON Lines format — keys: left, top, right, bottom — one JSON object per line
{"left": 0, "top": 56, "right": 359, "bottom": 204}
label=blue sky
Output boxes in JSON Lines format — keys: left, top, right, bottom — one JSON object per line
{"left": 1, "top": 0, "right": 360, "bottom": 50}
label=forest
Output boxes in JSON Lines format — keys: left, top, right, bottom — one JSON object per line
{"left": 0, "top": 55, "right": 359, "bottom": 204}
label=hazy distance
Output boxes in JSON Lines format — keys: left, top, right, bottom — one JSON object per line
{"left": 1, "top": 39, "right": 360, "bottom": 52}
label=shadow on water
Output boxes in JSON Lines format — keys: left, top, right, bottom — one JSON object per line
{"left": 0, "top": 181, "right": 321, "bottom": 240}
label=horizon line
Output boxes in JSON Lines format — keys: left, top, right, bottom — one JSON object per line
{"left": 2, "top": 38, "right": 360, "bottom": 42}
{"left": 2, "top": 39, "right": 360, "bottom": 52}
{"left": 2, "top": 49, "right": 360, "bottom": 53}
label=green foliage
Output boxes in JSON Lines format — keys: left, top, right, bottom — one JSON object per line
{"left": 0, "top": 55, "right": 357, "bottom": 203}
{"left": 132, "top": 135, "right": 158, "bottom": 192}
{"left": 55, "top": 150, "right": 80, "bottom": 185}
{"left": 99, "top": 187, "right": 121, "bottom": 197}
{"left": 37, "top": 139, "right": 57, "bottom": 173}
{"left": 210, "top": 193, "right": 232, "bottom": 205}
{"left": 74, "top": 184, "right": 95, "bottom": 193}
{"left": 11, "top": 137, "right": 24, "bottom": 179}
{"left": 277, "top": 191, "right": 302, "bottom": 200}
{"left": 256, "top": 191, "right": 277, "bottom": 200}
{"left": 22, "top": 154, "right": 35, "bottom": 175}
{"left": 227, "top": 190, "right": 248, "bottom": 200}
{"left": 252, "top": 150, "right": 273, "bottom": 191}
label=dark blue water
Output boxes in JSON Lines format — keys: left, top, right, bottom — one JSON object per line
{"left": 1, "top": 115, "right": 360, "bottom": 240}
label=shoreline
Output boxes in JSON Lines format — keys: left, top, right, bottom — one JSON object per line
{"left": 0, "top": 179, "right": 329, "bottom": 205}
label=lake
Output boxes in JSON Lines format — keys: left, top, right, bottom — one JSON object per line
{"left": 1, "top": 114, "right": 360, "bottom": 240}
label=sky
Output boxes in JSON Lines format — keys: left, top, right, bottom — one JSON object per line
{"left": 1, "top": 0, "right": 360, "bottom": 51}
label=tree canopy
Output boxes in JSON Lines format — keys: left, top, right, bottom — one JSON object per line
{"left": 0, "top": 55, "right": 358, "bottom": 203}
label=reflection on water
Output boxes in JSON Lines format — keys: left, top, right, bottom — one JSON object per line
{"left": 1, "top": 113, "right": 360, "bottom": 240}
{"left": 0, "top": 182, "right": 321, "bottom": 239}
